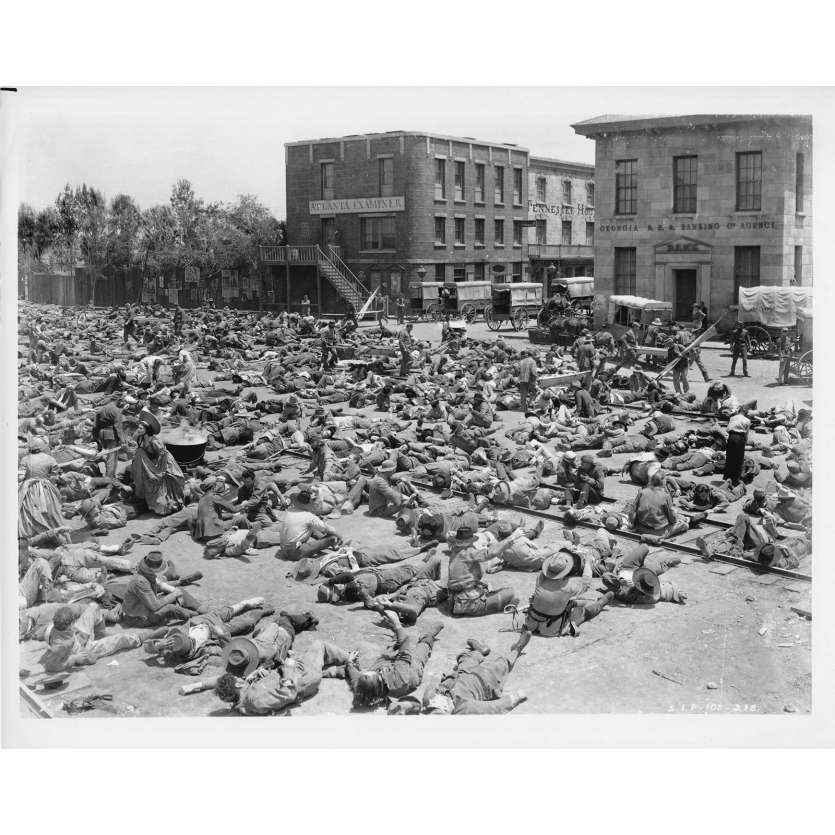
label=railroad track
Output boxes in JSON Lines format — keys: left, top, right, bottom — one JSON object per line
{"left": 260, "top": 447, "right": 811, "bottom": 583}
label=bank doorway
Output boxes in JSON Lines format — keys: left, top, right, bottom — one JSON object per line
{"left": 674, "top": 269, "right": 697, "bottom": 321}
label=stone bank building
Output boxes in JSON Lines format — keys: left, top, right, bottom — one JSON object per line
{"left": 571, "top": 114, "right": 812, "bottom": 324}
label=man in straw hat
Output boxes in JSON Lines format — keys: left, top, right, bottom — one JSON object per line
{"left": 599, "top": 547, "right": 687, "bottom": 605}
{"left": 367, "top": 459, "right": 408, "bottom": 518}
{"left": 446, "top": 525, "right": 520, "bottom": 617}
{"left": 417, "top": 634, "right": 531, "bottom": 715}
{"left": 347, "top": 610, "right": 443, "bottom": 709}
{"left": 143, "top": 596, "right": 273, "bottom": 669}
{"left": 215, "top": 635, "right": 348, "bottom": 716}
{"left": 518, "top": 546, "right": 615, "bottom": 638}
{"left": 118, "top": 551, "right": 207, "bottom": 625}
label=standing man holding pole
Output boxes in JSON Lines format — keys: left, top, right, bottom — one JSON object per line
{"left": 518, "top": 350, "right": 537, "bottom": 412}
{"left": 398, "top": 322, "right": 415, "bottom": 377}
{"left": 729, "top": 323, "right": 751, "bottom": 377}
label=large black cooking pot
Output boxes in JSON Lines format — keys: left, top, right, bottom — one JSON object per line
{"left": 162, "top": 435, "right": 208, "bottom": 467}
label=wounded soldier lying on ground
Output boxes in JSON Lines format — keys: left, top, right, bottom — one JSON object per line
{"left": 389, "top": 634, "right": 530, "bottom": 715}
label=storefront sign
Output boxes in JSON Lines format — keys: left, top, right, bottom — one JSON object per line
{"left": 309, "top": 196, "right": 405, "bottom": 215}
{"left": 529, "top": 201, "right": 594, "bottom": 218}
{"left": 598, "top": 217, "right": 775, "bottom": 234}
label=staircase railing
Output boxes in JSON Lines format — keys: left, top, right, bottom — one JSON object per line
{"left": 316, "top": 245, "right": 371, "bottom": 305}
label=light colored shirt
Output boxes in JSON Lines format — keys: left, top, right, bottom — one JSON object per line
{"left": 727, "top": 414, "right": 751, "bottom": 433}
{"left": 519, "top": 357, "right": 537, "bottom": 383}
{"left": 280, "top": 510, "right": 335, "bottom": 553}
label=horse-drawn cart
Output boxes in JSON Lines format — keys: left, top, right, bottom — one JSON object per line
{"left": 484, "top": 282, "right": 543, "bottom": 331}
{"left": 435, "top": 281, "right": 493, "bottom": 323}
{"left": 736, "top": 285, "right": 813, "bottom": 361}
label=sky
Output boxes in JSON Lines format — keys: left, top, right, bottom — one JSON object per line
{"left": 14, "top": 86, "right": 827, "bottom": 220}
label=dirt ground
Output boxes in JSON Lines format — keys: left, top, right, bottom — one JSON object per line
{"left": 19, "top": 325, "right": 812, "bottom": 718}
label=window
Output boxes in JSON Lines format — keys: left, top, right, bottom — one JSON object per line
{"left": 378, "top": 157, "right": 393, "bottom": 197}
{"left": 434, "top": 158, "right": 446, "bottom": 200}
{"left": 434, "top": 263, "right": 445, "bottom": 282}
{"left": 513, "top": 168, "right": 523, "bottom": 204}
{"left": 586, "top": 182, "right": 595, "bottom": 207}
{"left": 561, "top": 220, "right": 572, "bottom": 245}
{"left": 536, "top": 177, "right": 547, "bottom": 202}
{"left": 320, "top": 162, "right": 334, "bottom": 200}
{"left": 585, "top": 222, "right": 594, "bottom": 245}
{"left": 734, "top": 246, "right": 760, "bottom": 294}
{"left": 434, "top": 216, "right": 446, "bottom": 245}
{"left": 511, "top": 262, "right": 523, "bottom": 282}
{"left": 794, "top": 245, "right": 803, "bottom": 285}
{"left": 475, "top": 164, "right": 486, "bottom": 202}
{"left": 562, "top": 179, "right": 572, "bottom": 205}
{"left": 736, "top": 151, "right": 762, "bottom": 211}
{"left": 615, "top": 159, "right": 637, "bottom": 214}
{"left": 535, "top": 219, "right": 546, "bottom": 245}
{"left": 360, "top": 215, "right": 396, "bottom": 251}
{"left": 474, "top": 218, "right": 485, "bottom": 246}
{"left": 796, "top": 153, "right": 805, "bottom": 213}
{"left": 454, "top": 217, "right": 465, "bottom": 246}
{"left": 673, "top": 155, "right": 697, "bottom": 213}
{"left": 474, "top": 262, "right": 485, "bottom": 281}
{"left": 512, "top": 220, "right": 523, "bottom": 246}
{"left": 494, "top": 218, "right": 505, "bottom": 246}
{"left": 614, "top": 247, "right": 637, "bottom": 295}
{"left": 454, "top": 161, "right": 465, "bottom": 201}
{"left": 453, "top": 266, "right": 466, "bottom": 282}
{"left": 494, "top": 166, "right": 505, "bottom": 204}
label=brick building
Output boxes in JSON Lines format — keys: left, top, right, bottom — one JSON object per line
{"left": 572, "top": 114, "right": 812, "bottom": 325}
{"left": 272, "top": 131, "right": 537, "bottom": 313}
{"left": 526, "top": 156, "right": 595, "bottom": 293}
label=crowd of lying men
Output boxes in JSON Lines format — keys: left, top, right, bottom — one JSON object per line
{"left": 17, "top": 300, "right": 813, "bottom": 715}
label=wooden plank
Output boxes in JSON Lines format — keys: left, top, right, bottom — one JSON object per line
{"left": 709, "top": 564, "right": 737, "bottom": 575}
{"left": 357, "top": 286, "right": 379, "bottom": 319}
{"left": 19, "top": 683, "right": 55, "bottom": 719}
{"left": 540, "top": 371, "right": 591, "bottom": 388}
{"left": 655, "top": 324, "right": 718, "bottom": 380}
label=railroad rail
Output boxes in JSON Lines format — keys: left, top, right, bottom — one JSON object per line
{"left": 256, "top": 448, "right": 811, "bottom": 583}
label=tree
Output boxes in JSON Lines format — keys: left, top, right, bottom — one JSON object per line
{"left": 54, "top": 183, "right": 80, "bottom": 273}
{"left": 34, "top": 207, "right": 61, "bottom": 264}
{"left": 107, "top": 193, "right": 142, "bottom": 277}
{"left": 138, "top": 204, "right": 178, "bottom": 277}
{"left": 74, "top": 184, "right": 109, "bottom": 302}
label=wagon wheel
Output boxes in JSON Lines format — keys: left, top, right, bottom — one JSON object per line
{"left": 795, "top": 350, "right": 813, "bottom": 382}
{"left": 512, "top": 306, "right": 528, "bottom": 331}
{"left": 484, "top": 305, "right": 501, "bottom": 331}
{"left": 428, "top": 304, "right": 441, "bottom": 322}
{"left": 461, "top": 303, "right": 477, "bottom": 323}
{"left": 746, "top": 325, "right": 774, "bottom": 357}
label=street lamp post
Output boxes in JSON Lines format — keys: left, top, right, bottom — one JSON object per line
{"left": 546, "top": 262, "right": 557, "bottom": 295}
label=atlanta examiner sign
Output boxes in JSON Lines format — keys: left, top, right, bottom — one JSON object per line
{"left": 309, "top": 196, "right": 405, "bottom": 215}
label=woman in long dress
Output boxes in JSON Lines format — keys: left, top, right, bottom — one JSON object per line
{"left": 18, "top": 437, "right": 65, "bottom": 538}
{"left": 130, "top": 410, "right": 185, "bottom": 516}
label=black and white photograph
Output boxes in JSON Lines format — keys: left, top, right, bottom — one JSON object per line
{"left": 2, "top": 83, "right": 823, "bottom": 733}
{"left": 3, "top": 71, "right": 835, "bottom": 785}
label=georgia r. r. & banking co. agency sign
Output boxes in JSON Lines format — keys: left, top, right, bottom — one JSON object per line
{"left": 309, "top": 196, "right": 405, "bottom": 215}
